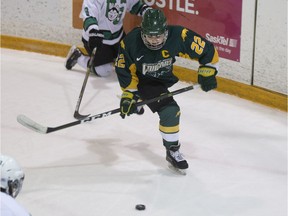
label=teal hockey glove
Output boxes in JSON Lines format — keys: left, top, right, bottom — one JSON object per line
{"left": 198, "top": 66, "right": 218, "bottom": 92}
{"left": 120, "top": 91, "right": 137, "bottom": 119}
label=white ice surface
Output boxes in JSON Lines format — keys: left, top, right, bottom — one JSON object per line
{"left": 1, "top": 48, "right": 287, "bottom": 216}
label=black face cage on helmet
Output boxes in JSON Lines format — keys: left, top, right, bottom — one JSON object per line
{"left": 7, "top": 176, "right": 24, "bottom": 198}
{"left": 141, "top": 30, "right": 168, "bottom": 50}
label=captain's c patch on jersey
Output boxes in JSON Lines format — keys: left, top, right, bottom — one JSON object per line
{"left": 162, "top": 50, "right": 170, "bottom": 58}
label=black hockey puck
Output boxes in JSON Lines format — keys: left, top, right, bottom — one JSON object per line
{"left": 135, "top": 204, "right": 146, "bottom": 210}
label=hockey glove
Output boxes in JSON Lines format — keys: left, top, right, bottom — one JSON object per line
{"left": 198, "top": 66, "right": 218, "bottom": 92}
{"left": 88, "top": 29, "right": 104, "bottom": 52}
{"left": 120, "top": 91, "right": 137, "bottom": 119}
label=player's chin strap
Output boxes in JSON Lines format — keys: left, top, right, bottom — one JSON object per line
{"left": 17, "top": 84, "right": 200, "bottom": 134}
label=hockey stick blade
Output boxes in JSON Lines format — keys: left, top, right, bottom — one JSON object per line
{"left": 73, "top": 111, "right": 90, "bottom": 120}
{"left": 17, "top": 114, "right": 48, "bottom": 134}
{"left": 17, "top": 84, "right": 200, "bottom": 134}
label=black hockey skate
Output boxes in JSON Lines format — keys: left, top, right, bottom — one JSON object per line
{"left": 65, "top": 45, "right": 82, "bottom": 70}
{"left": 166, "top": 144, "right": 188, "bottom": 175}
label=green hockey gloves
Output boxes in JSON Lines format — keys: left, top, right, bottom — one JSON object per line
{"left": 88, "top": 29, "right": 104, "bottom": 52}
{"left": 120, "top": 91, "right": 137, "bottom": 119}
{"left": 198, "top": 66, "right": 218, "bottom": 92}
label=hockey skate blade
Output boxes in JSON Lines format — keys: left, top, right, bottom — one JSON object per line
{"left": 167, "top": 164, "right": 187, "bottom": 175}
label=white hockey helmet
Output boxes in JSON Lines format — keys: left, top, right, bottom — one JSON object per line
{"left": 0, "top": 155, "right": 25, "bottom": 198}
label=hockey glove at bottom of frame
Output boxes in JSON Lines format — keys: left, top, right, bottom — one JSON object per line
{"left": 120, "top": 91, "right": 137, "bottom": 119}
{"left": 198, "top": 65, "right": 218, "bottom": 92}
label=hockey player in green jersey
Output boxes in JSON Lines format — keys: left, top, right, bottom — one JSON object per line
{"left": 115, "top": 9, "right": 219, "bottom": 172}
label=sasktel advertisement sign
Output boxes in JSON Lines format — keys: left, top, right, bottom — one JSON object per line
{"left": 144, "top": 0, "right": 243, "bottom": 62}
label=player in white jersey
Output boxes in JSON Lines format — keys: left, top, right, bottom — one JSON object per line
{"left": 0, "top": 155, "right": 31, "bottom": 216}
{"left": 65, "top": 0, "right": 151, "bottom": 77}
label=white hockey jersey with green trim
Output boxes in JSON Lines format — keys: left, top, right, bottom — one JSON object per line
{"left": 80, "top": 0, "right": 149, "bottom": 45}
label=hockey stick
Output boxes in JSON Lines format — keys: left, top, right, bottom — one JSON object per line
{"left": 17, "top": 84, "right": 200, "bottom": 134}
{"left": 73, "top": 47, "right": 97, "bottom": 120}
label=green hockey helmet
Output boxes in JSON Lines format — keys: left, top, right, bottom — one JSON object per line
{"left": 141, "top": 9, "right": 168, "bottom": 50}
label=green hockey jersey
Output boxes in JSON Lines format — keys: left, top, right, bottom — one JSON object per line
{"left": 115, "top": 25, "right": 219, "bottom": 91}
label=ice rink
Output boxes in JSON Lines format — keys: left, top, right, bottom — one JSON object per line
{"left": 1, "top": 48, "right": 287, "bottom": 216}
